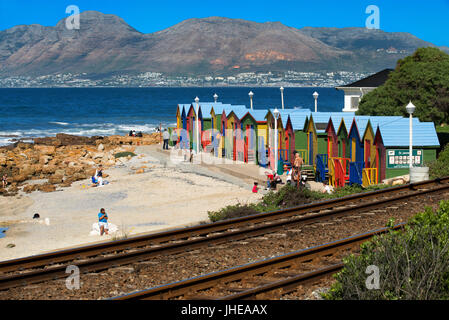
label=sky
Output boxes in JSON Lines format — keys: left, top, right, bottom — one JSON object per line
{"left": 0, "top": 0, "right": 448, "bottom": 46}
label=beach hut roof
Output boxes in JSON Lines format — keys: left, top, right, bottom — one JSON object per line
{"left": 215, "top": 104, "right": 247, "bottom": 117}
{"left": 229, "top": 107, "right": 250, "bottom": 120}
{"left": 376, "top": 120, "right": 439, "bottom": 147}
{"left": 309, "top": 112, "right": 355, "bottom": 133}
{"left": 332, "top": 114, "right": 359, "bottom": 134}
{"left": 198, "top": 102, "right": 224, "bottom": 119}
{"left": 288, "top": 112, "right": 311, "bottom": 131}
{"left": 266, "top": 108, "right": 310, "bottom": 130}
{"left": 243, "top": 109, "right": 269, "bottom": 122}
{"left": 349, "top": 116, "right": 405, "bottom": 141}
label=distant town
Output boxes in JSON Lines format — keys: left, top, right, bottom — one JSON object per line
{"left": 0, "top": 70, "right": 371, "bottom": 88}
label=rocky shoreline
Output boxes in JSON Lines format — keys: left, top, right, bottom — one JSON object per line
{"left": 0, "top": 132, "right": 162, "bottom": 196}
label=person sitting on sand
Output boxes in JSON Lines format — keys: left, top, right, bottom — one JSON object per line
{"left": 98, "top": 208, "right": 109, "bottom": 236}
{"left": 95, "top": 165, "right": 103, "bottom": 179}
{"left": 91, "top": 175, "right": 98, "bottom": 186}
{"left": 2, "top": 174, "right": 7, "bottom": 189}
{"left": 252, "top": 182, "right": 259, "bottom": 193}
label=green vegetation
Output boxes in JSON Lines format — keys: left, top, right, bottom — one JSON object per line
{"left": 428, "top": 144, "right": 449, "bottom": 179}
{"left": 357, "top": 47, "right": 449, "bottom": 125}
{"left": 324, "top": 200, "right": 449, "bottom": 300}
{"left": 114, "top": 151, "right": 137, "bottom": 159}
{"left": 208, "top": 184, "right": 391, "bottom": 222}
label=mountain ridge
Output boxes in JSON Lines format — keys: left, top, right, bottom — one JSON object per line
{"left": 0, "top": 11, "right": 446, "bottom": 78}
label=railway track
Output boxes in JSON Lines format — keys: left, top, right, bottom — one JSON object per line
{"left": 0, "top": 177, "right": 448, "bottom": 291}
{"left": 112, "top": 224, "right": 404, "bottom": 300}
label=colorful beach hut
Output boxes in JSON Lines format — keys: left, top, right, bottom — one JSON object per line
{"left": 239, "top": 109, "right": 269, "bottom": 164}
{"left": 374, "top": 119, "right": 438, "bottom": 182}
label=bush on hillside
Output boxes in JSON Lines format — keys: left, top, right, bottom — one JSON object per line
{"left": 357, "top": 47, "right": 449, "bottom": 125}
{"left": 324, "top": 200, "right": 449, "bottom": 300}
{"left": 428, "top": 144, "right": 449, "bottom": 179}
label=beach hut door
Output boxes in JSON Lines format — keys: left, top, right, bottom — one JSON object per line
{"left": 365, "top": 140, "right": 371, "bottom": 168}
{"left": 309, "top": 133, "right": 313, "bottom": 165}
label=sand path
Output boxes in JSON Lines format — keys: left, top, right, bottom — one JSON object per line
{"left": 0, "top": 145, "right": 262, "bottom": 261}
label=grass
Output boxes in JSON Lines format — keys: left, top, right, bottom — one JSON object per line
{"left": 207, "top": 183, "right": 392, "bottom": 223}
{"left": 114, "top": 151, "right": 137, "bottom": 159}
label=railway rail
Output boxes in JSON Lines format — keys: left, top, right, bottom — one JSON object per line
{"left": 0, "top": 177, "right": 448, "bottom": 291}
{"left": 113, "top": 224, "right": 403, "bottom": 300}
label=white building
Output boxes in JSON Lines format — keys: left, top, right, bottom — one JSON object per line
{"left": 336, "top": 69, "right": 393, "bottom": 112}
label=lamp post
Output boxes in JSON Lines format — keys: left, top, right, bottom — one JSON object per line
{"left": 273, "top": 108, "right": 280, "bottom": 173}
{"left": 194, "top": 96, "right": 200, "bottom": 154}
{"left": 248, "top": 91, "right": 254, "bottom": 110}
{"left": 406, "top": 101, "right": 416, "bottom": 169}
{"left": 280, "top": 87, "right": 285, "bottom": 110}
{"left": 213, "top": 93, "right": 218, "bottom": 103}
{"left": 313, "top": 91, "right": 319, "bottom": 112}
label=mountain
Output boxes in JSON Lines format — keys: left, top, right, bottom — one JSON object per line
{"left": 0, "top": 11, "right": 446, "bottom": 77}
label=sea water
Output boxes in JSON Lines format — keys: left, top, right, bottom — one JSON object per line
{"left": 0, "top": 87, "right": 343, "bottom": 146}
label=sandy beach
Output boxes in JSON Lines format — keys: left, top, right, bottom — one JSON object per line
{"left": 0, "top": 144, "right": 263, "bottom": 261}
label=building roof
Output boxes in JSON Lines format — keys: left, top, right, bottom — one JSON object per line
{"left": 288, "top": 113, "right": 310, "bottom": 130}
{"left": 377, "top": 120, "right": 440, "bottom": 147}
{"left": 229, "top": 107, "right": 249, "bottom": 120}
{"left": 242, "top": 109, "right": 269, "bottom": 122}
{"left": 265, "top": 108, "right": 311, "bottom": 130}
{"left": 215, "top": 104, "right": 247, "bottom": 117}
{"left": 309, "top": 112, "right": 355, "bottom": 133}
{"left": 198, "top": 102, "right": 224, "bottom": 119}
{"left": 340, "top": 69, "right": 393, "bottom": 88}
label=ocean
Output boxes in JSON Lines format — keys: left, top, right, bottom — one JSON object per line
{"left": 0, "top": 87, "right": 344, "bottom": 146}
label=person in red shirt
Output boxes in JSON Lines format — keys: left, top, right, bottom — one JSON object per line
{"left": 252, "top": 182, "right": 259, "bottom": 193}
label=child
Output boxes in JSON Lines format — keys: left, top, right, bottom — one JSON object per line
{"left": 252, "top": 182, "right": 259, "bottom": 193}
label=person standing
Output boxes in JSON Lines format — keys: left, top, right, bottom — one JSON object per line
{"left": 162, "top": 129, "right": 170, "bottom": 150}
{"left": 171, "top": 130, "right": 178, "bottom": 149}
{"left": 2, "top": 173, "right": 7, "bottom": 189}
{"left": 293, "top": 153, "right": 304, "bottom": 188}
{"left": 98, "top": 208, "right": 109, "bottom": 236}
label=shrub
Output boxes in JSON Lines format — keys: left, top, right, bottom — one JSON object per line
{"left": 207, "top": 203, "right": 259, "bottom": 222}
{"left": 428, "top": 144, "right": 449, "bottom": 179}
{"left": 114, "top": 151, "right": 137, "bottom": 159}
{"left": 324, "top": 200, "right": 449, "bottom": 300}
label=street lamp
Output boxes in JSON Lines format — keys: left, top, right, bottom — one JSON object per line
{"left": 273, "top": 108, "right": 280, "bottom": 173}
{"left": 313, "top": 91, "right": 319, "bottom": 112}
{"left": 248, "top": 91, "right": 254, "bottom": 110}
{"left": 194, "top": 96, "right": 200, "bottom": 154}
{"left": 213, "top": 93, "right": 218, "bottom": 103}
{"left": 280, "top": 87, "right": 285, "bottom": 110}
{"left": 406, "top": 101, "right": 416, "bottom": 169}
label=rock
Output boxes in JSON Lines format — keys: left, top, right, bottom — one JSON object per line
{"left": 12, "top": 173, "right": 28, "bottom": 183}
{"left": 6, "top": 244, "right": 15, "bottom": 248}
{"left": 135, "top": 169, "right": 145, "bottom": 174}
{"left": 39, "top": 156, "right": 50, "bottom": 165}
{"left": 48, "top": 174, "right": 64, "bottom": 184}
{"left": 23, "top": 184, "right": 38, "bottom": 193}
{"left": 34, "top": 145, "right": 56, "bottom": 156}
{"left": 97, "top": 143, "right": 104, "bottom": 151}
{"left": 38, "top": 184, "right": 56, "bottom": 192}
{"left": 42, "top": 165, "right": 57, "bottom": 175}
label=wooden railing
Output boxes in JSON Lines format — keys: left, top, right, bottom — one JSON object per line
{"left": 362, "top": 168, "right": 378, "bottom": 187}
{"left": 329, "top": 157, "right": 350, "bottom": 188}
{"left": 328, "top": 157, "right": 335, "bottom": 187}
{"left": 315, "top": 154, "right": 328, "bottom": 183}
{"left": 349, "top": 161, "right": 364, "bottom": 185}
